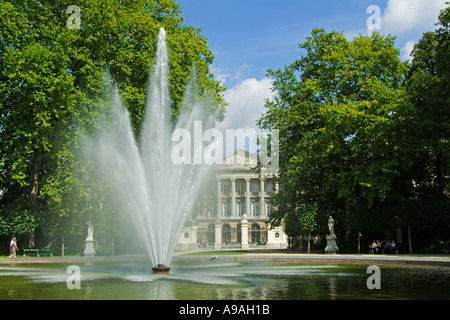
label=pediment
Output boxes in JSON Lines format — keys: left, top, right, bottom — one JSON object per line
{"left": 223, "top": 148, "right": 257, "bottom": 167}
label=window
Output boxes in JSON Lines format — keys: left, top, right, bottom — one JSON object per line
{"left": 265, "top": 183, "right": 273, "bottom": 193}
{"left": 237, "top": 201, "right": 245, "bottom": 216}
{"left": 252, "top": 201, "right": 260, "bottom": 216}
{"left": 266, "top": 201, "right": 273, "bottom": 216}
{"left": 222, "top": 182, "right": 231, "bottom": 194}
{"left": 251, "top": 183, "right": 259, "bottom": 193}
{"left": 237, "top": 182, "right": 245, "bottom": 194}
{"left": 223, "top": 200, "right": 231, "bottom": 216}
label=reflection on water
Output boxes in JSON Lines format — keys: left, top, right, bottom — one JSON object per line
{"left": 0, "top": 260, "right": 449, "bottom": 300}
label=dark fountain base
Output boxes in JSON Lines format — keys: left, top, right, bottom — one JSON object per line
{"left": 152, "top": 265, "right": 170, "bottom": 274}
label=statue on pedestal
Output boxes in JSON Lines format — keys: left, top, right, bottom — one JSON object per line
{"left": 325, "top": 215, "right": 339, "bottom": 254}
{"left": 328, "top": 216, "right": 335, "bottom": 236}
{"left": 86, "top": 221, "right": 94, "bottom": 241}
{"left": 83, "top": 221, "right": 96, "bottom": 257}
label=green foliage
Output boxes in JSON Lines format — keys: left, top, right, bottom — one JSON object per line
{"left": 0, "top": 0, "right": 226, "bottom": 243}
{"left": 403, "top": 9, "right": 450, "bottom": 202}
{"left": 298, "top": 203, "right": 318, "bottom": 234}
{"left": 260, "top": 5, "right": 450, "bottom": 245}
{"left": 260, "top": 28, "right": 407, "bottom": 236}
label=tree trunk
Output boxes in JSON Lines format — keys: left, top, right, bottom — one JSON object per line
{"left": 307, "top": 234, "right": 311, "bottom": 254}
{"left": 344, "top": 198, "right": 351, "bottom": 241}
{"left": 28, "top": 234, "right": 35, "bottom": 248}
{"left": 29, "top": 150, "right": 40, "bottom": 204}
{"left": 358, "top": 230, "right": 361, "bottom": 254}
{"left": 435, "top": 150, "right": 444, "bottom": 199}
{"left": 61, "top": 234, "right": 65, "bottom": 257}
{"left": 336, "top": 137, "right": 352, "bottom": 240}
{"left": 408, "top": 225, "right": 412, "bottom": 254}
{"left": 28, "top": 150, "right": 41, "bottom": 248}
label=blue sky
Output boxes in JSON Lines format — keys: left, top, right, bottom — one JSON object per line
{"left": 179, "top": 0, "right": 377, "bottom": 86}
{"left": 177, "top": 0, "right": 447, "bottom": 132}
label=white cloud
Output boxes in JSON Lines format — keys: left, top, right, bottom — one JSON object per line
{"left": 210, "top": 63, "right": 254, "bottom": 88}
{"left": 381, "top": 0, "right": 447, "bottom": 34}
{"left": 401, "top": 40, "right": 416, "bottom": 61}
{"left": 217, "top": 77, "right": 275, "bottom": 132}
{"left": 209, "top": 65, "right": 232, "bottom": 86}
{"left": 215, "top": 77, "right": 275, "bottom": 154}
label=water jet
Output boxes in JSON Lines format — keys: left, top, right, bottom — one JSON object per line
{"left": 92, "top": 27, "right": 213, "bottom": 271}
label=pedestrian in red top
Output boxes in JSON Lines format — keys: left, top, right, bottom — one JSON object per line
{"left": 8, "top": 237, "right": 17, "bottom": 258}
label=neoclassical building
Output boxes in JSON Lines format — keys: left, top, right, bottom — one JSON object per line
{"left": 177, "top": 149, "right": 288, "bottom": 250}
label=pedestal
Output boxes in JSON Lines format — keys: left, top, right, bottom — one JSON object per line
{"left": 324, "top": 235, "right": 339, "bottom": 254}
{"left": 214, "top": 220, "right": 222, "bottom": 250}
{"left": 241, "top": 216, "right": 249, "bottom": 250}
{"left": 83, "top": 239, "right": 96, "bottom": 257}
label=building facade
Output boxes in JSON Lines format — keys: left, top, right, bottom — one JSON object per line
{"left": 177, "top": 149, "right": 288, "bottom": 250}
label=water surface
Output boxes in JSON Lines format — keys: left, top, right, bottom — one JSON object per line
{"left": 1, "top": 260, "right": 449, "bottom": 300}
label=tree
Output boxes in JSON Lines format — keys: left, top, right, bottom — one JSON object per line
{"left": 0, "top": 0, "right": 226, "bottom": 249}
{"left": 0, "top": 1, "right": 77, "bottom": 245}
{"left": 404, "top": 8, "right": 450, "bottom": 202}
{"left": 392, "top": 5, "right": 450, "bottom": 251}
{"left": 298, "top": 203, "right": 318, "bottom": 254}
{"left": 258, "top": 28, "right": 407, "bottom": 240}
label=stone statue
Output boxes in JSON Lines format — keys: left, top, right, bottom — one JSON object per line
{"left": 325, "top": 215, "right": 338, "bottom": 254}
{"left": 86, "top": 221, "right": 94, "bottom": 241}
{"left": 84, "top": 220, "right": 96, "bottom": 256}
{"left": 328, "top": 216, "right": 335, "bottom": 236}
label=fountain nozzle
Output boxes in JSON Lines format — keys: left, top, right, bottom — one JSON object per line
{"left": 152, "top": 264, "right": 170, "bottom": 274}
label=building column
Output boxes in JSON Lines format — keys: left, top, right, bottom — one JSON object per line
{"left": 214, "top": 220, "right": 222, "bottom": 250}
{"left": 217, "top": 179, "right": 222, "bottom": 218}
{"left": 231, "top": 178, "right": 236, "bottom": 218}
{"left": 245, "top": 178, "right": 251, "bottom": 217}
{"left": 260, "top": 177, "right": 265, "bottom": 217}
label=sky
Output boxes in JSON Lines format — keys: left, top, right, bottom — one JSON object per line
{"left": 177, "top": 0, "right": 448, "bottom": 140}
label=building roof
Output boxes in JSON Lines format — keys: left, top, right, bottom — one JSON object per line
{"left": 218, "top": 148, "right": 277, "bottom": 178}
{"left": 223, "top": 148, "right": 258, "bottom": 168}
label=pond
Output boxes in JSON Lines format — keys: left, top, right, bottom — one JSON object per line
{"left": 0, "top": 259, "right": 449, "bottom": 300}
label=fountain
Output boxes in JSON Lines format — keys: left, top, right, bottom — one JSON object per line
{"left": 152, "top": 264, "right": 171, "bottom": 274}
{"left": 92, "top": 28, "right": 214, "bottom": 273}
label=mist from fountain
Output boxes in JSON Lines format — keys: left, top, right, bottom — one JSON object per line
{"left": 92, "top": 27, "right": 215, "bottom": 269}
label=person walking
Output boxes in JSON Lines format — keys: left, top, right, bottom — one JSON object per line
{"left": 8, "top": 237, "right": 17, "bottom": 258}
